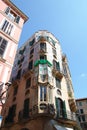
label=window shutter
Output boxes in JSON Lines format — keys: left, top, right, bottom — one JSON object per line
{"left": 15, "top": 16, "right": 20, "bottom": 23}
{"left": 55, "top": 97, "right": 59, "bottom": 118}
{"left": 56, "top": 62, "right": 60, "bottom": 71}
{"left": 62, "top": 101, "right": 67, "bottom": 118}
{"left": 0, "top": 38, "right": 7, "bottom": 57}
{"left": 5, "top": 7, "right": 10, "bottom": 15}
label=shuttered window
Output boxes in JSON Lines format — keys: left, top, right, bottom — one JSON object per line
{"left": 1, "top": 20, "right": 13, "bottom": 35}
{"left": 0, "top": 36, "right": 8, "bottom": 57}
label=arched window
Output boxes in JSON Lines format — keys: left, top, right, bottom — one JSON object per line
{"left": 55, "top": 98, "right": 67, "bottom": 118}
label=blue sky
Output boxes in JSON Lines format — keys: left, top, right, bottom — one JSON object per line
{"left": 11, "top": 0, "right": 87, "bottom": 99}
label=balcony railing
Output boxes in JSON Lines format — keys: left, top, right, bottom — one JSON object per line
{"left": 56, "top": 109, "right": 76, "bottom": 121}
{"left": 18, "top": 104, "right": 76, "bottom": 124}
{"left": 38, "top": 75, "right": 53, "bottom": 86}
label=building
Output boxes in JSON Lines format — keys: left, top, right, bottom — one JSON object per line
{"left": 76, "top": 98, "right": 87, "bottom": 130}
{"left": 0, "top": 0, "right": 28, "bottom": 115}
{"left": 1, "top": 31, "right": 80, "bottom": 130}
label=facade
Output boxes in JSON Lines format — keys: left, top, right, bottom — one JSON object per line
{"left": 76, "top": 98, "right": 87, "bottom": 130}
{"left": 1, "top": 31, "right": 80, "bottom": 130}
{"left": 0, "top": 0, "right": 28, "bottom": 115}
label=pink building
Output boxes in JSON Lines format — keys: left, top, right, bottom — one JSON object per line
{"left": 0, "top": 0, "right": 28, "bottom": 115}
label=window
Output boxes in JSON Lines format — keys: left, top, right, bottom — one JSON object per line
{"left": 16, "top": 69, "right": 21, "bottom": 79}
{"left": 5, "top": 7, "right": 10, "bottom": 15}
{"left": 56, "top": 78, "right": 61, "bottom": 89}
{"left": 5, "top": 104, "right": 16, "bottom": 123}
{"left": 79, "top": 102, "right": 82, "bottom": 106}
{"left": 1, "top": 20, "right": 13, "bottom": 35}
{"left": 30, "top": 48, "right": 34, "bottom": 55}
{"left": 78, "top": 116, "right": 81, "bottom": 122}
{"left": 80, "top": 109, "right": 84, "bottom": 114}
{"left": 23, "top": 98, "right": 29, "bottom": 118}
{"left": 40, "top": 43, "right": 46, "bottom": 51}
{"left": 0, "top": 82, "right": 4, "bottom": 95}
{"left": 28, "top": 60, "right": 33, "bottom": 70}
{"left": 0, "top": 36, "right": 8, "bottom": 57}
{"left": 40, "top": 86, "right": 46, "bottom": 101}
{"left": 40, "top": 55, "right": 46, "bottom": 60}
{"left": 55, "top": 98, "right": 67, "bottom": 118}
{"left": 5, "top": 7, "right": 20, "bottom": 24}
{"left": 26, "top": 78, "right": 31, "bottom": 88}
{"left": 29, "top": 38, "right": 35, "bottom": 46}
{"left": 13, "top": 85, "right": 18, "bottom": 96}
{"left": 15, "top": 16, "right": 20, "bottom": 24}
{"left": 53, "top": 60, "right": 60, "bottom": 71}
{"left": 52, "top": 48, "right": 56, "bottom": 56}
{"left": 82, "top": 115, "right": 85, "bottom": 122}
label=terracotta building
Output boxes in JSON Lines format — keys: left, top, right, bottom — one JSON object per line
{"left": 0, "top": 0, "right": 28, "bottom": 116}
{"left": 76, "top": 98, "right": 87, "bottom": 130}
{"left": 1, "top": 31, "right": 80, "bottom": 130}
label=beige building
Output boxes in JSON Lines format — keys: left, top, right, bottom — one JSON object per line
{"left": 1, "top": 31, "right": 80, "bottom": 130}
{"left": 0, "top": 0, "right": 28, "bottom": 115}
{"left": 76, "top": 98, "right": 87, "bottom": 130}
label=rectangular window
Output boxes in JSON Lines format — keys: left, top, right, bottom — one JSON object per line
{"left": 16, "top": 69, "right": 21, "bottom": 79}
{"left": 78, "top": 116, "right": 81, "bottom": 122}
{"left": 5, "top": 104, "right": 16, "bottom": 123}
{"left": 79, "top": 102, "right": 82, "bottom": 106}
{"left": 56, "top": 78, "right": 61, "bottom": 89}
{"left": 52, "top": 48, "right": 56, "bottom": 56}
{"left": 53, "top": 60, "right": 60, "bottom": 71}
{"left": 40, "top": 86, "right": 46, "bottom": 101}
{"left": 82, "top": 115, "right": 85, "bottom": 122}
{"left": 40, "top": 43, "right": 46, "bottom": 51}
{"left": 30, "top": 48, "right": 34, "bottom": 55}
{"left": 28, "top": 60, "right": 33, "bottom": 70}
{"left": 80, "top": 109, "right": 84, "bottom": 114}
{"left": 26, "top": 78, "right": 31, "bottom": 88}
{"left": 40, "top": 55, "right": 46, "bottom": 60}
{"left": 23, "top": 98, "right": 29, "bottom": 118}
{"left": 1, "top": 20, "right": 13, "bottom": 35}
{"left": 0, "top": 36, "right": 8, "bottom": 57}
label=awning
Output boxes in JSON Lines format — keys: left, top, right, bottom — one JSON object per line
{"left": 34, "top": 60, "right": 52, "bottom": 67}
{"left": 54, "top": 125, "right": 73, "bottom": 130}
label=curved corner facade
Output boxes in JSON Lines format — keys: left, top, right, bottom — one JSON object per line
{"left": 1, "top": 31, "right": 79, "bottom": 130}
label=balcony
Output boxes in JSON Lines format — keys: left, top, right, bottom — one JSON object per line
{"left": 68, "top": 99, "right": 77, "bottom": 112}
{"left": 56, "top": 109, "right": 77, "bottom": 126}
{"left": 38, "top": 75, "right": 53, "bottom": 87}
{"left": 52, "top": 68, "right": 63, "bottom": 80}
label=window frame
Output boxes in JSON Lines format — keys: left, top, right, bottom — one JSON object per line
{"left": 1, "top": 20, "right": 13, "bottom": 36}
{"left": 0, "top": 36, "right": 8, "bottom": 57}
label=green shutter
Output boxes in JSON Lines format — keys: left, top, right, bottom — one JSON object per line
{"left": 62, "top": 101, "right": 67, "bottom": 118}
{"left": 55, "top": 97, "right": 59, "bottom": 118}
